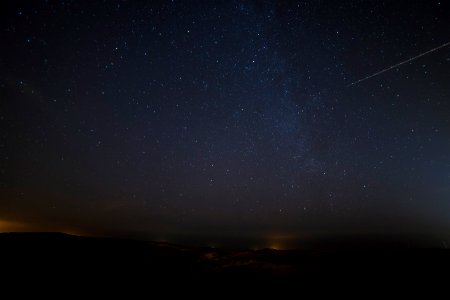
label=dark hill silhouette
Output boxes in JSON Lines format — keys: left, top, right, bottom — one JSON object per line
{"left": 1, "top": 232, "right": 449, "bottom": 293}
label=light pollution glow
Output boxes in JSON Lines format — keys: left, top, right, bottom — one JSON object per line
{"left": 0, "top": 219, "right": 30, "bottom": 232}
{"left": 0, "top": 218, "right": 84, "bottom": 236}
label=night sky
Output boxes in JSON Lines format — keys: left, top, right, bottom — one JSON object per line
{"left": 1, "top": 1, "right": 450, "bottom": 246}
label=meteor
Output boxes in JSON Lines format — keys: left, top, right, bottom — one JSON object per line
{"left": 348, "top": 41, "right": 450, "bottom": 87}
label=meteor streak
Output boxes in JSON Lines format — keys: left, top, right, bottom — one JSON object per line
{"left": 348, "top": 41, "right": 450, "bottom": 87}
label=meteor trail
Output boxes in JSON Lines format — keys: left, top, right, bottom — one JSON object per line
{"left": 348, "top": 41, "right": 450, "bottom": 87}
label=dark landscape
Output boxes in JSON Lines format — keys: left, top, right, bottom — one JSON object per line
{"left": 2, "top": 232, "right": 450, "bottom": 289}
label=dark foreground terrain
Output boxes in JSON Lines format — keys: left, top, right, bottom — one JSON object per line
{"left": 1, "top": 232, "right": 449, "bottom": 293}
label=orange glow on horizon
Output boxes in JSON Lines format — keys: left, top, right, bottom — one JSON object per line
{"left": 264, "top": 232, "right": 299, "bottom": 250}
{"left": 0, "top": 218, "right": 86, "bottom": 236}
{"left": 0, "top": 219, "right": 30, "bottom": 232}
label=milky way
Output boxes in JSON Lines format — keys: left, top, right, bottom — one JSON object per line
{"left": 1, "top": 1, "right": 450, "bottom": 243}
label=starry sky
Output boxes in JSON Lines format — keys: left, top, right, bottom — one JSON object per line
{"left": 1, "top": 1, "right": 450, "bottom": 244}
